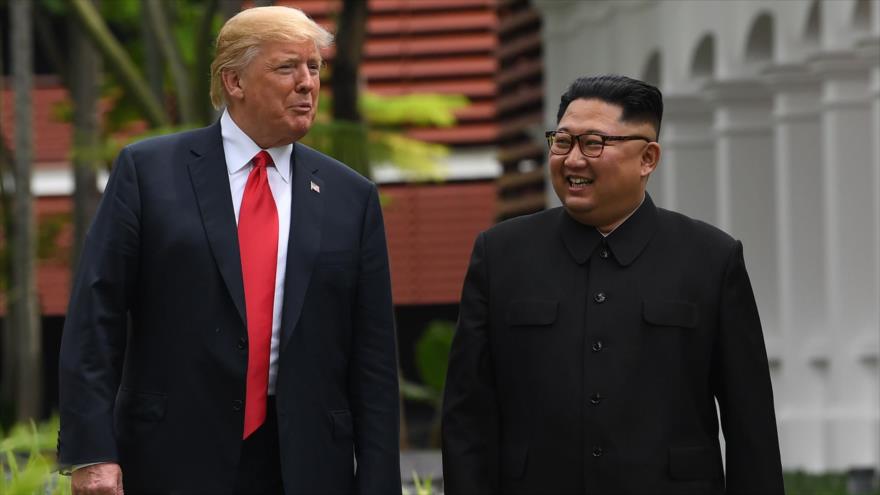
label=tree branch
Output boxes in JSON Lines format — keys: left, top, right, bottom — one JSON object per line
{"left": 68, "top": 0, "right": 170, "bottom": 127}
{"left": 143, "top": 0, "right": 196, "bottom": 124}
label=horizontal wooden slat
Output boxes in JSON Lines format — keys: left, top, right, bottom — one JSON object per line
{"left": 363, "top": 57, "right": 497, "bottom": 80}
{"left": 406, "top": 124, "right": 499, "bottom": 144}
{"left": 496, "top": 86, "right": 544, "bottom": 114}
{"left": 497, "top": 58, "right": 543, "bottom": 87}
{"left": 369, "top": 78, "right": 497, "bottom": 97}
{"left": 498, "top": 7, "right": 541, "bottom": 36}
{"left": 497, "top": 168, "right": 545, "bottom": 190}
{"left": 496, "top": 190, "right": 546, "bottom": 219}
{"left": 497, "top": 140, "right": 545, "bottom": 164}
{"left": 366, "top": 33, "right": 496, "bottom": 57}
{"left": 496, "top": 31, "right": 542, "bottom": 61}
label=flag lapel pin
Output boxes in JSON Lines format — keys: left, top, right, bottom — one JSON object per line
{"left": 310, "top": 181, "right": 320, "bottom": 193}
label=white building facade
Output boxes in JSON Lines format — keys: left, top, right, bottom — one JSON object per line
{"left": 534, "top": 0, "right": 880, "bottom": 473}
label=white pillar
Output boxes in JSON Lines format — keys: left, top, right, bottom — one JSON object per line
{"left": 856, "top": 31, "right": 880, "bottom": 475}
{"left": 763, "top": 64, "right": 828, "bottom": 472}
{"left": 810, "top": 51, "right": 879, "bottom": 471}
{"left": 703, "top": 80, "right": 780, "bottom": 351}
{"left": 654, "top": 94, "right": 716, "bottom": 224}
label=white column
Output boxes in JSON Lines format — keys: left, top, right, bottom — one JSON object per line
{"left": 653, "top": 94, "right": 716, "bottom": 224}
{"left": 703, "top": 80, "right": 780, "bottom": 351}
{"left": 856, "top": 32, "right": 880, "bottom": 475}
{"left": 810, "top": 51, "right": 878, "bottom": 471}
{"left": 763, "top": 64, "right": 829, "bottom": 472}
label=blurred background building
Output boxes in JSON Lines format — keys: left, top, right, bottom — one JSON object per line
{"left": 535, "top": 0, "right": 880, "bottom": 474}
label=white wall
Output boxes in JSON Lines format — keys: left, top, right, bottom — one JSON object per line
{"left": 535, "top": 0, "right": 880, "bottom": 473}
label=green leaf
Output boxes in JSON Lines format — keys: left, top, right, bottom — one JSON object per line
{"left": 414, "top": 320, "right": 455, "bottom": 394}
{"left": 362, "top": 93, "right": 468, "bottom": 128}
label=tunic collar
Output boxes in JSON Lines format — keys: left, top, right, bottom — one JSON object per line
{"left": 558, "top": 194, "right": 659, "bottom": 266}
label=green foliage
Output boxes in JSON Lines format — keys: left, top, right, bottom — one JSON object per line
{"left": 400, "top": 320, "right": 456, "bottom": 407}
{"left": 361, "top": 93, "right": 468, "bottom": 128}
{"left": 400, "top": 320, "right": 456, "bottom": 448}
{"left": 303, "top": 92, "right": 468, "bottom": 180}
{"left": 415, "top": 321, "right": 455, "bottom": 394}
{"left": 37, "top": 213, "right": 71, "bottom": 261}
{"left": 0, "top": 416, "right": 71, "bottom": 495}
{"left": 0, "top": 211, "right": 76, "bottom": 289}
{"left": 784, "top": 471, "right": 880, "bottom": 495}
{"left": 410, "top": 471, "right": 434, "bottom": 495}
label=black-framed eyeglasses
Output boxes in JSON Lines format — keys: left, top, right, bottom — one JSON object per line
{"left": 545, "top": 130, "right": 653, "bottom": 158}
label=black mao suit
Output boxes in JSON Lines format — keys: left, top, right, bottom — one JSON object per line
{"left": 58, "top": 122, "right": 401, "bottom": 494}
{"left": 442, "top": 195, "right": 783, "bottom": 495}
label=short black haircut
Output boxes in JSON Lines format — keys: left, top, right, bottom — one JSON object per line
{"left": 556, "top": 74, "right": 663, "bottom": 140}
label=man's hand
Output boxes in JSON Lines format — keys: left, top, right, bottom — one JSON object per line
{"left": 71, "top": 462, "right": 123, "bottom": 495}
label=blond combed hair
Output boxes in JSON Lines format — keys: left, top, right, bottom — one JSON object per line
{"left": 209, "top": 6, "right": 334, "bottom": 110}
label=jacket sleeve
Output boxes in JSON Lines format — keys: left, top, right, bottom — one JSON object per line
{"left": 349, "top": 184, "right": 402, "bottom": 495}
{"left": 713, "top": 241, "right": 784, "bottom": 494}
{"left": 442, "top": 231, "right": 501, "bottom": 494}
{"left": 58, "top": 146, "right": 141, "bottom": 466}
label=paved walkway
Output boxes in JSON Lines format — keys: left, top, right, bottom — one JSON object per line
{"left": 401, "top": 449, "right": 443, "bottom": 493}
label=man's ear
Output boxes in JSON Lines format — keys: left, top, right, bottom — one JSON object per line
{"left": 221, "top": 68, "right": 244, "bottom": 102}
{"left": 640, "top": 142, "right": 661, "bottom": 178}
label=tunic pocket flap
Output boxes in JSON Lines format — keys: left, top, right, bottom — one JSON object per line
{"left": 329, "top": 409, "right": 353, "bottom": 440}
{"left": 643, "top": 300, "right": 698, "bottom": 328}
{"left": 502, "top": 443, "right": 528, "bottom": 479}
{"left": 507, "top": 300, "right": 558, "bottom": 326}
{"left": 668, "top": 445, "right": 723, "bottom": 480}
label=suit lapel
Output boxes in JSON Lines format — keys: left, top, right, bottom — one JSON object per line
{"left": 280, "top": 143, "right": 324, "bottom": 352}
{"left": 187, "top": 122, "right": 246, "bottom": 324}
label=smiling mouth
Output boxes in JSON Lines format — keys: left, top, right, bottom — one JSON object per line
{"left": 567, "top": 176, "right": 594, "bottom": 187}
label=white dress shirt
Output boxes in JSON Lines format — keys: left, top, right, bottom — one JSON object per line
{"left": 221, "top": 109, "right": 292, "bottom": 395}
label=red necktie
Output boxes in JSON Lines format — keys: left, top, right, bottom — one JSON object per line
{"left": 239, "top": 150, "right": 278, "bottom": 439}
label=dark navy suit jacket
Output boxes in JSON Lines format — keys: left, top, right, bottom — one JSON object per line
{"left": 58, "top": 122, "right": 401, "bottom": 494}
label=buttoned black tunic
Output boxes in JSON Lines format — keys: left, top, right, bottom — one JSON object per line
{"left": 442, "top": 194, "right": 783, "bottom": 495}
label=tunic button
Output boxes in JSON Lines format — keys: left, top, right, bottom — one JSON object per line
{"left": 232, "top": 400, "right": 243, "bottom": 411}
{"left": 599, "top": 249, "right": 609, "bottom": 259}
{"left": 592, "top": 340, "right": 604, "bottom": 352}
{"left": 594, "top": 292, "right": 607, "bottom": 303}
{"left": 237, "top": 337, "right": 247, "bottom": 350}
{"left": 590, "top": 393, "right": 603, "bottom": 405}
{"left": 592, "top": 446, "right": 603, "bottom": 457}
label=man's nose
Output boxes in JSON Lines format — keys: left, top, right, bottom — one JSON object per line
{"left": 297, "top": 71, "right": 316, "bottom": 93}
{"left": 563, "top": 145, "right": 587, "bottom": 168}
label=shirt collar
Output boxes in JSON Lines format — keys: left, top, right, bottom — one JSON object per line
{"left": 558, "top": 193, "right": 658, "bottom": 266}
{"left": 220, "top": 109, "right": 291, "bottom": 183}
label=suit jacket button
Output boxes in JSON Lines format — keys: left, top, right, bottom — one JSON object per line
{"left": 237, "top": 337, "right": 247, "bottom": 350}
{"left": 592, "top": 340, "right": 604, "bottom": 352}
{"left": 594, "top": 292, "right": 607, "bottom": 303}
{"left": 232, "top": 400, "right": 243, "bottom": 411}
{"left": 592, "top": 446, "right": 603, "bottom": 457}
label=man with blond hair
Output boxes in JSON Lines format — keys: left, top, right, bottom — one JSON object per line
{"left": 58, "top": 6, "right": 401, "bottom": 494}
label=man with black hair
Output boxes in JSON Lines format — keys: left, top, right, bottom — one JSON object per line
{"left": 442, "top": 74, "right": 783, "bottom": 494}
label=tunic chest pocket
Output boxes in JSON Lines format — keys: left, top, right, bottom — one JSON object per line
{"left": 642, "top": 299, "right": 698, "bottom": 328}
{"left": 507, "top": 299, "right": 558, "bottom": 327}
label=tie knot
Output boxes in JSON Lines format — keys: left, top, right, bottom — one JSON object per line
{"left": 252, "top": 150, "right": 274, "bottom": 170}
